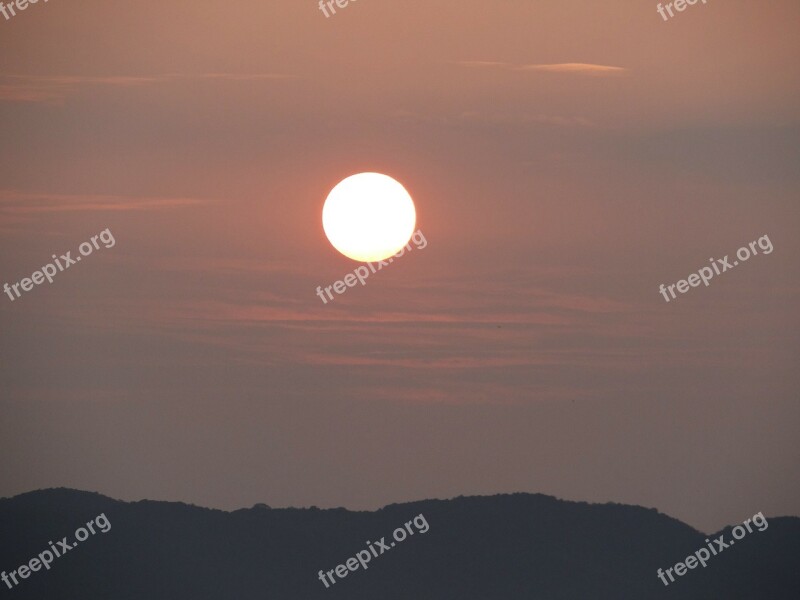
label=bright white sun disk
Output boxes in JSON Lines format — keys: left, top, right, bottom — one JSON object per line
{"left": 322, "top": 173, "right": 416, "bottom": 262}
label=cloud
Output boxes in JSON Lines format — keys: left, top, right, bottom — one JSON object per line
{"left": 455, "top": 61, "right": 629, "bottom": 76}
{"left": 456, "top": 111, "right": 595, "bottom": 128}
{"left": 390, "top": 109, "right": 595, "bottom": 128}
{"left": 0, "top": 73, "right": 299, "bottom": 103}
{"left": 0, "top": 190, "right": 208, "bottom": 223}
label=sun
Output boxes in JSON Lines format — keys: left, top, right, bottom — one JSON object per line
{"left": 322, "top": 173, "right": 416, "bottom": 262}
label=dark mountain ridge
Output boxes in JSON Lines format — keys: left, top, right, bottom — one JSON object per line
{"left": 0, "top": 488, "right": 797, "bottom": 599}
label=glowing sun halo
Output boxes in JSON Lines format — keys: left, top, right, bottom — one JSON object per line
{"left": 322, "top": 173, "right": 417, "bottom": 262}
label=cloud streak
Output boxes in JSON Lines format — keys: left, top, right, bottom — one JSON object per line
{"left": 0, "top": 190, "right": 208, "bottom": 222}
{"left": 0, "top": 73, "right": 299, "bottom": 103}
{"left": 391, "top": 109, "right": 595, "bottom": 128}
{"left": 455, "top": 61, "right": 629, "bottom": 76}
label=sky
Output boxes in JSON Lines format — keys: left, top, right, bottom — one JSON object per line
{"left": 0, "top": 0, "right": 798, "bottom": 533}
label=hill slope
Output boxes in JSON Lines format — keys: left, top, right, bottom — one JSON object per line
{"left": 0, "top": 489, "right": 797, "bottom": 599}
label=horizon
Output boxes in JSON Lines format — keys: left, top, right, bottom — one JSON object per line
{"left": 5, "top": 486, "right": 800, "bottom": 538}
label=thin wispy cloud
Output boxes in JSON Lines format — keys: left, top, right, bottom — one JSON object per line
{"left": 0, "top": 190, "right": 208, "bottom": 222}
{"left": 0, "top": 73, "right": 299, "bottom": 103}
{"left": 391, "top": 109, "right": 595, "bottom": 128}
{"left": 455, "top": 61, "right": 629, "bottom": 76}
{"left": 457, "top": 111, "right": 595, "bottom": 128}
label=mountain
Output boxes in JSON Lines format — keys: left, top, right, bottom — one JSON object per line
{"left": 0, "top": 489, "right": 797, "bottom": 599}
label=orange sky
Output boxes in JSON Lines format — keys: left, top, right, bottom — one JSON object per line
{"left": 1, "top": 0, "right": 798, "bottom": 532}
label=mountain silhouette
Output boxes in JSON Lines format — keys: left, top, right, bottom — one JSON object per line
{"left": 0, "top": 489, "right": 797, "bottom": 599}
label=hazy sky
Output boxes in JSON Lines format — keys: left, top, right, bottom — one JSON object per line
{"left": 1, "top": 0, "right": 798, "bottom": 533}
